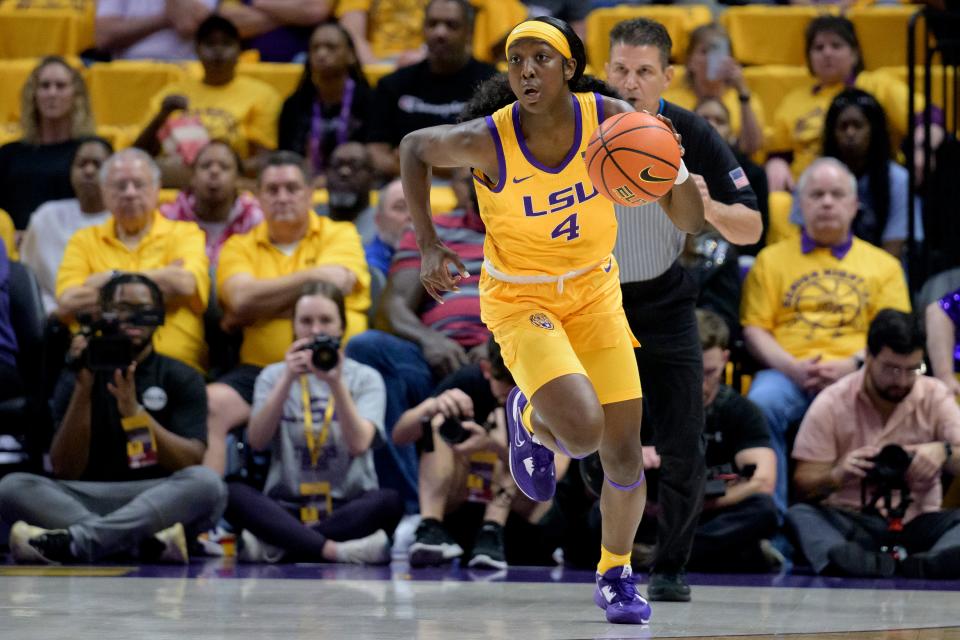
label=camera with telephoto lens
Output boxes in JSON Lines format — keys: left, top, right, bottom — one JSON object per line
{"left": 438, "top": 414, "right": 495, "bottom": 446}
{"left": 307, "top": 334, "right": 341, "bottom": 371}
{"left": 67, "top": 308, "right": 165, "bottom": 372}
{"left": 865, "top": 444, "right": 912, "bottom": 485}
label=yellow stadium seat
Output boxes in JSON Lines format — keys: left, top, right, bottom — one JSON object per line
{"left": 849, "top": 6, "right": 925, "bottom": 71}
{"left": 878, "top": 65, "right": 956, "bottom": 124}
{"left": 363, "top": 62, "right": 395, "bottom": 87}
{"left": 95, "top": 124, "right": 138, "bottom": 150}
{"left": 767, "top": 191, "right": 800, "bottom": 246}
{"left": 720, "top": 6, "right": 839, "bottom": 67}
{"left": 87, "top": 61, "right": 185, "bottom": 127}
{"left": 743, "top": 64, "right": 813, "bottom": 128}
{"left": 236, "top": 62, "right": 303, "bottom": 99}
{"left": 471, "top": 0, "right": 527, "bottom": 63}
{"left": 585, "top": 5, "right": 713, "bottom": 70}
{"left": 0, "top": 5, "right": 93, "bottom": 58}
{"left": 0, "top": 56, "right": 84, "bottom": 125}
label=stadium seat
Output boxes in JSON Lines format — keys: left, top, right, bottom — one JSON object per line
{"left": 87, "top": 61, "right": 185, "bottom": 127}
{"left": 766, "top": 191, "right": 800, "bottom": 246}
{"left": 720, "top": 6, "right": 839, "bottom": 67}
{"left": 849, "top": 6, "right": 925, "bottom": 71}
{"left": 585, "top": 5, "right": 712, "bottom": 70}
{"left": 743, "top": 65, "right": 813, "bottom": 128}
{"left": 0, "top": 5, "right": 93, "bottom": 58}
{"left": 362, "top": 62, "right": 395, "bottom": 87}
{"left": 0, "top": 56, "right": 84, "bottom": 126}
{"left": 471, "top": 0, "right": 527, "bottom": 63}
{"left": 235, "top": 62, "right": 303, "bottom": 98}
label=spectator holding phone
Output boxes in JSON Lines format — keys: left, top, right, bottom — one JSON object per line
{"left": 664, "top": 23, "right": 765, "bottom": 156}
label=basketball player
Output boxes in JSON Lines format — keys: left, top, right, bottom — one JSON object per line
{"left": 604, "top": 18, "right": 763, "bottom": 602}
{"left": 399, "top": 17, "right": 703, "bottom": 625}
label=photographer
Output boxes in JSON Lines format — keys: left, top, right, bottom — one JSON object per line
{"left": 392, "top": 337, "right": 532, "bottom": 570}
{"left": 223, "top": 282, "right": 402, "bottom": 565}
{"left": 790, "top": 309, "right": 960, "bottom": 579}
{"left": 0, "top": 274, "right": 225, "bottom": 565}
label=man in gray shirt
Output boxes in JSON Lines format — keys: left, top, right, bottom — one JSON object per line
{"left": 604, "top": 18, "right": 762, "bottom": 602}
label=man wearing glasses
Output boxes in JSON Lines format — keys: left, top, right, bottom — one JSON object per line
{"left": 741, "top": 157, "right": 911, "bottom": 515}
{"left": 788, "top": 309, "right": 960, "bottom": 579}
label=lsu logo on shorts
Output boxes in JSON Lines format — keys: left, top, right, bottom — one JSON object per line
{"left": 529, "top": 313, "right": 555, "bottom": 330}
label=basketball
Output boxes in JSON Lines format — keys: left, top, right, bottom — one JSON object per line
{"left": 585, "top": 111, "right": 682, "bottom": 207}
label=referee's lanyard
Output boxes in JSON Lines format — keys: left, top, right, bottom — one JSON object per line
{"left": 308, "top": 78, "right": 355, "bottom": 175}
{"left": 300, "top": 375, "right": 335, "bottom": 468}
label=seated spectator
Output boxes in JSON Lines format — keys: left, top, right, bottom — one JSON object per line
{"left": 0, "top": 243, "right": 19, "bottom": 402}
{"left": 788, "top": 89, "right": 923, "bottom": 260}
{"left": 160, "top": 139, "right": 263, "bottom": 265}
{"left": 225, "top": 282, "right": 401, "bottom": 564}
{"left": 766, "top": 16, "right": 916, "bottom": 192}
{"left": 665, "top": 23, "right": 765, "bottom": 156}
{"left": 0, "top": 57, "right": 95, "bottom": 230}
{"left": 742, "top": 157, "right": 911, "bottom": 514}
{"left": 365, "top": 179, "right": 412, "bottom": 277}
{"left": 392, "top": 336, "right": 517, "bottom": 569}
{"left": 219, "top": 0, "right": 332, "bottom": 62}
{"left": 926, "top": 286, "right": 960, "bottom": 396}
{"left": 790, "top": 309, "right": 960, "bottom": 579}
{"left": 56, "top": 149, "right": 210, "bottom": 372}
{"left": 135, "top": 15, "right": 281, "bottom": 187}
{"left": 205, "top": 151, "right": 369, "bottom": 475}
{"left": 277, "top": 22, "right": 374, "bottom": 186}
{"left": 345, "top": 167, "right": 486, "bottom": 508}
{"left": 694, "top": 97, "right": 769, "bottom": 256}
{"left": 19, "top": 137, "right": 113, "bottom": 314}
{"left": 338, "top": 0, "right": 428, "bottom": 65}
{"left": 688, "top": 310, "right": 779, "bottom": 572}
{"left": 367, "top": 0, "right": 497, "bottom": 178}
{"left": 315, "top": 142, "right": 376, "bottom": 242}
{"left": 0, "top": 274, "right": 226, "bottom": 565}
{"left": 95, "top": 0, "right": 215, "bottom": 61}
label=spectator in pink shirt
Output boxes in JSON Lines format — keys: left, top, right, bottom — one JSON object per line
{"left": 161, "top": 139, "right": 262, "bottom": 265}
{"left": 789, "top": 309, "right": 960, "bottom": 579}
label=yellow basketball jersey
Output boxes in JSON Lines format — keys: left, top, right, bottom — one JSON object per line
{"left": 473, "top": 92, "right": 617, "bottom": 277}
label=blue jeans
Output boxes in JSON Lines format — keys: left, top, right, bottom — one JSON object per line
{"left": 345, "top": 331, "right": 435, "bottom": 513}
{"left": 746, "top": 369, "right": 813, "bottom": 514}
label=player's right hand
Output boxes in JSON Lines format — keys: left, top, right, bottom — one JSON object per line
{"left": 419, "top": 241, "right": 468, "bottom": 304}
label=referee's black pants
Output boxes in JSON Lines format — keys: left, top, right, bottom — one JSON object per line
{"left": 621, "top": 262, "right": 706, "bottom": 574}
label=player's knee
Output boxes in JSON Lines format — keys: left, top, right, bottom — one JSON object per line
{"left": 599, "top": 438, "right": 644, "bottom": 484}
{"left": 552, "top": 405, "right": 604, "bottom": 456}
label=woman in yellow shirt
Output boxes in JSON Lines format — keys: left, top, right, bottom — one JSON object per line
{"left": 400, "top": 17, "right": 703, "bottom": 625}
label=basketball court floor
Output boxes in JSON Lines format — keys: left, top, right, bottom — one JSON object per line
{"left": 1, "top": 560, "right": 958, "bottom": 640}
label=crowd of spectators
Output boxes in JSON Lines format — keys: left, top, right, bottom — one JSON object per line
{"left": 0, "top": 0, "right": 957, "bottom": 584}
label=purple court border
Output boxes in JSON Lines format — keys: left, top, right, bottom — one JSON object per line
{"left": 52, "top": 560, "right": 960, "bottom": 592}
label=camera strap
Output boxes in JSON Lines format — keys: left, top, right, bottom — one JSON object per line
{"left": 300, "top": 375, "right": 335, "bottom": 468}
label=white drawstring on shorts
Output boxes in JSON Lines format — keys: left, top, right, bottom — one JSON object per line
{"left": 482, "top": 257, "right": 609, "bottom": 294}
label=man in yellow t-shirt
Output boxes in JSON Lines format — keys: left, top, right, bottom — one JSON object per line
{"left": 56, "top": 149, "right": 210, "bottom": 372}
{"left": 134, "top": 15, "right": 281, "bottom": 187}
{"left": 741, "top": 157, "right": 911, "bottom": 515}
{"left": 203, "top": 151, "right": 370, "bottom": 474}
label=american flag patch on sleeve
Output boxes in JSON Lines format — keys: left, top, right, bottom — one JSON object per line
{"left": 729, "top": 167, "right": 750, "bottom": 190}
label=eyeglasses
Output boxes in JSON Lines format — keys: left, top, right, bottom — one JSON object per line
{"left": 876, "top": 361, "right": 927, "bottom": 379}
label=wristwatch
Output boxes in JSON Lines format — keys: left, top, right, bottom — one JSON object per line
{"left": 945, "top": 441, "right": 954, "bottom": 462}
{"left": 738, "top": 92, "right": 751, "bottom": 103}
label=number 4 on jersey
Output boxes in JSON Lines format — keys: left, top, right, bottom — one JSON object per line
{"left": 551, "top": 213, "right": 580, "bottom": 241}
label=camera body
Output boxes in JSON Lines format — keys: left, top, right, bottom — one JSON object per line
{"left": 704, "top": 463, "right": 756, "bottom": 499}
{"left": 865, "top": 444, "right": 912, "bottom": 485}
{"left": 438, "top": 414, "right": 494, "bottom": 446}
{"left": 68, "top": 308, "right": 165, "bottom": 372}
{"left": 307, "top": 334, "right": 341, "bottom": 371}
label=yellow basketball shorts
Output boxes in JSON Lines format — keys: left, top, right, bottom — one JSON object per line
{"left": 479, "top": 256, "right": 642, "bottom": 405}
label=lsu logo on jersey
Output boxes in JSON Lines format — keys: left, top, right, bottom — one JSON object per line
{"left": 529, "top": 313, "right": 555, "bottom": 330}
{"left": 522, "top": 182, "right": 598, "bottom": 217}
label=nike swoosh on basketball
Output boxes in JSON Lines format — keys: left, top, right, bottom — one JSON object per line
{"left": 638, "top": 166, "right": 673, "bottom": 183}
{"left": 513, "top": 175, "right": 534, "bottom": 183}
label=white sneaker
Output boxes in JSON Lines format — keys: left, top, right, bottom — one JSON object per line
{"left": 154, "top": 523, "right": 189, "bottom": 564}
{"left": 238, "top": 530, "right": 285, "bottom": 564}
{"left": 335, "top": 529, "right": 391, "bottom": 565}
{"left": 9, "top": 521, "right": 72, "bottom": 565}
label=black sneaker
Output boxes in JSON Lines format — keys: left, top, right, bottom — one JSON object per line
{"left": 408, "top": 518, "right": 463, "bottom": 567}
{"left": 9, "top": 521, "right": 75, "bottom": 565}
{"left": 899, "top": 546, "right": 960, "bottom": 580}
{"left": 826, "top": 542, "right": 896, "bottom": 578}
{"left": 468, "top": 522, "right": 507, "bottom": 570}
{"left": 647, "top": 570, "right": 691, "bottom": 602}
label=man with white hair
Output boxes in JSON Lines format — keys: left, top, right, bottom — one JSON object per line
{"left": 56, "top": 148, "right": 210, "bottom": 371}
{"left": 741, "top": 157, "right": 912, "bottom": 515}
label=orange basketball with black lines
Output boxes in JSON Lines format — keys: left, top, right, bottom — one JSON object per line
{"left": 585, "top": 111, "right": 681, "bottom": 207}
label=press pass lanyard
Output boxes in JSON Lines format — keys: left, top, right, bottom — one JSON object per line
{"left": 300, "top": 375, "right": 335, "bottom": 468}
{"left": 309, "top": 78, "right": 356, "bottom": 175}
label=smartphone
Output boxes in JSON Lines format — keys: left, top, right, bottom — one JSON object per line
{"left": 706, "top": 39, "right": 730, "bottom": 82}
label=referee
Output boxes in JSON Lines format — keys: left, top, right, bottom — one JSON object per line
{"left": 605, "top": 19, "right": 763, "bottom": 602}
